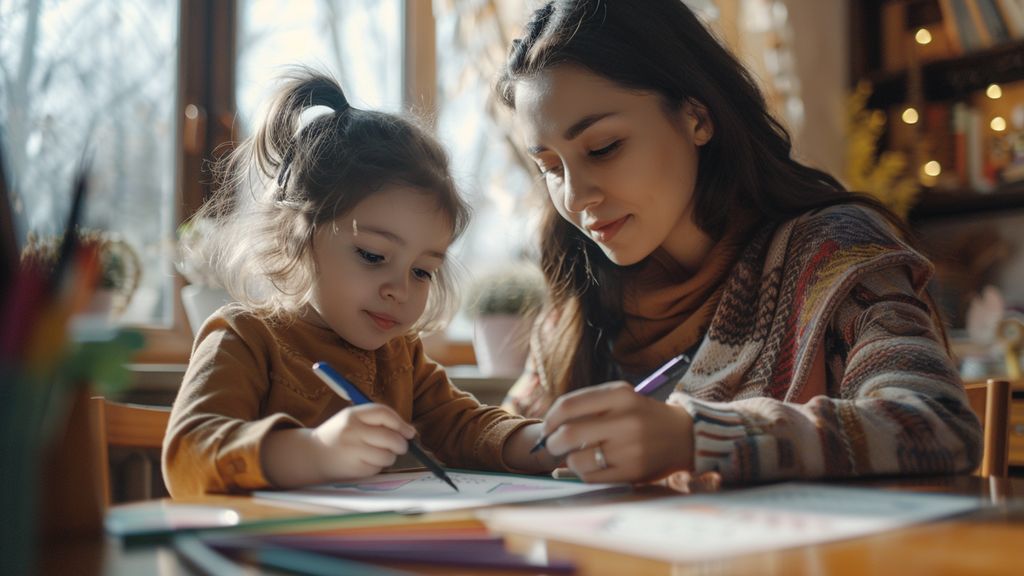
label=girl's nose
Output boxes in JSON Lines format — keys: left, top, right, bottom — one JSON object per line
{"left": 380, "top": 273, "right": 409, "bottom": 303}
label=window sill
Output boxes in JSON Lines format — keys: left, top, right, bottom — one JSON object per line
{"left": 121, "top": 361, "right": 515, "bottom": 407}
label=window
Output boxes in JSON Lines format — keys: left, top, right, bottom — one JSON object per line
{"left": 1, "top": 0, "right": 179, "bottom": 327}
{"left": 236, "top": 0, "right": 404, "bottom": 125}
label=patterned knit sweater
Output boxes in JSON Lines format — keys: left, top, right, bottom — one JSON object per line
{"left": 509, "top": 204, "right": 982, "bottom": 484}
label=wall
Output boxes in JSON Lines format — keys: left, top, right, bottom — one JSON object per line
{"left": 784, "top": 0, "right": 848, "bottom": 178}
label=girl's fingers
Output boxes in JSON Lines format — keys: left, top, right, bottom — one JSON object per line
{"left": 357, "top": 425, "right": 410, "bottom": 455}
{"left": 356, "top": 444, "right": 399, "bottom": 468}
{"left": 349, "top": 404, "right": 417, "bottom": 438}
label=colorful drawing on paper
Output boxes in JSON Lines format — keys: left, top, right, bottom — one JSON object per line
{"left": 254, "top": 470, "right": 622, "bottom": 513}
{"left": 330, "top": 478, "right": 417, "bottom": 492}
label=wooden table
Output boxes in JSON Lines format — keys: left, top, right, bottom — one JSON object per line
{"left": 38, "top": 475, "right": 1024, "bottom": 576}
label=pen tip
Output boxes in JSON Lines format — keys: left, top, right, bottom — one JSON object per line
{"left": 529, "top": 440, "right": 545, "bottom": 455}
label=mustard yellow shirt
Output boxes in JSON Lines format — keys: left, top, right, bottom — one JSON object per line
{"left": 163, "top": 304, "right": 536, "bottom": 497}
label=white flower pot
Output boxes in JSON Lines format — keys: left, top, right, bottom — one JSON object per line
{"left": 472, "top": 314, "right": 531, "bottom": 377}
{"left": 181, "top": 285, "right": 233, "bottom": 336}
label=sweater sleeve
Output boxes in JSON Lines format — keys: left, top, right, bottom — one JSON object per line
{"left": 407, "top": 338, "right": 539, "bottom": 472}
{"left": 161, "top": 315, "right": 302, "bottom": 497}
{"left": 671, "top": 269, "right": 982, "bottom": 484}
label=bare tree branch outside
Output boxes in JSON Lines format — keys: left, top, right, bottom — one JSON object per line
{"left": 0, "top": 0, "right": 178, "bottom": 326}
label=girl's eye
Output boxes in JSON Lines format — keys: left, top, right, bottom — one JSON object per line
{"left": 356, "top": 248, "right": 384, "bottom": 264}
{"left": 412, "top": 268, "right": 434, "bottom": 281}
{"left": 589, "top": 140, "right": 621, "bottom": 157}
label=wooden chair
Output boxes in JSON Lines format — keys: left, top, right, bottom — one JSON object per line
{"left": 963, "top": 379, "right": 1011, "bottom": 478}
{"left": 90, "top": 397, "right": 171, "bottom": 506}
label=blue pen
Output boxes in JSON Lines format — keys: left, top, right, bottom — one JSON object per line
{"left": 529, "top": 352, "right": 693, "bottom": 454}
{"left": 312, "top": 361, "right": 459, "bottom": 492}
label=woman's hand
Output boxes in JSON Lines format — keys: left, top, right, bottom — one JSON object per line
{"left": 541, "top": 381, "right": 695, "bottom": 483}
{"left": 262, "top": 404, "right": 416, "bottom": 488}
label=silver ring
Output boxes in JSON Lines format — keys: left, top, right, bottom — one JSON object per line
{"left": 594, "top": 445, "right": 608, "bottom": 470}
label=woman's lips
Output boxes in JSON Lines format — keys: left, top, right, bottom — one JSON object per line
{"left": 588, "top": 215, "right": 629, "bottom": 243}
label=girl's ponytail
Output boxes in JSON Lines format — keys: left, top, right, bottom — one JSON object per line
{"left": 253, "top": 70, "right": 352, "bottom": 199}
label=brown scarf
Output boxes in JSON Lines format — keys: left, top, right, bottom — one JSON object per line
{"left": 613, "top": 218, "right": 754, "bottom": 376}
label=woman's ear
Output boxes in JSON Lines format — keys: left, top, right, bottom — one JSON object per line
{"left": 682, "top": 100, "right": 714, "bottom": 146}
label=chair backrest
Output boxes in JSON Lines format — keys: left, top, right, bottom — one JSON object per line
{"left": 89, "top": 397, "right": 171, "bottom": 506}
{"left": 963, "top": 379, "right": 1011, "bottom": 478}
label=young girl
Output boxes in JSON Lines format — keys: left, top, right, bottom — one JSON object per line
{"left": 162, "top": 70, "right": 554, "bottom": 497}
{"left": 497, "top": 0, "right": 982, "bottom": 487}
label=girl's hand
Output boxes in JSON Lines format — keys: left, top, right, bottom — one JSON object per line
{"left": 541, "top": 381, "right": 695, "bottom": 483}
{"left": 310, "top": 404, "right": 417, "bottom": 481}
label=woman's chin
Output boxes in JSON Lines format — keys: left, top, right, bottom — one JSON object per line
{"left": 599, "top": 245, "right": 645, "bottom": 267}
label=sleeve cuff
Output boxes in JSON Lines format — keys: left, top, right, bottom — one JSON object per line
{"left": 473, "top": 417, "right": 542, "bottom": 473}
{"left": 675, "top": 396, "right": 749, "bottom": 481}
{"left": 216, "top": 413, "right": 303, "bottom": 491}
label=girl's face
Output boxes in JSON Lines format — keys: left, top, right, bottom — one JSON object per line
{"left": 310, "top": 186, "right": 452, "bottom": 350}
{"left": 513, "top": 64, "right": 714, "bottom": 269}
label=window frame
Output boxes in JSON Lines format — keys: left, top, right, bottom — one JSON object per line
{"left": 133, "top": 0, "right": 237, "bottom": 363}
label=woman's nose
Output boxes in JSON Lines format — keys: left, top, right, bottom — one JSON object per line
{"left": 562, "top": 168, "right": 601, "bottom": 214}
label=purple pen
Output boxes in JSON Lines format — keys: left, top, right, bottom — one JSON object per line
{"left": 529, "top": 352, "right": 693, "bottom": 454}
{"left": 632, "top": 352, "right": 692, "bottom": 396}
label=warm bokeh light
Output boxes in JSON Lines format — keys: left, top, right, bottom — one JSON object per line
{"left": 924, "top": 161, "right": 941, "bottom": 177}
{"left": 991, "top": 116, "right": 1007, "bottom": 131}
{"left": 986, "top": 84, "right": 1002, "bottom": 99}
{"left": 915, "top": 28, "right": 932, "bottom": 45}
{"left": 902, "top": 107, "right": 919, "bottom": 124}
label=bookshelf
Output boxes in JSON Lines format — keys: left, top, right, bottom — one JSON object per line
{"left": 850, "top": 0, "right": 1024, "bottom": 222}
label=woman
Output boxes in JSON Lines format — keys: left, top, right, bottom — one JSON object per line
{"left": 497, "top": 0, "right": 981, "bottom": 486}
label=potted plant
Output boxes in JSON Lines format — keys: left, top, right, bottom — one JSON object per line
{"left": 465, "top": 262, "right": 546, "bottom": 377}
{"left": 20, "top": 229, "right": 140, "bottom": 321}
{"left": 175, "top": 218, "right": 232, "bottom": 335}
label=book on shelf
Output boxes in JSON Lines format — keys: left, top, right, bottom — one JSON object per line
{"left": 940, "top": 0, "right": 987, "bottom": 51}
{"left": 939, "top": 0, "right": 1022, "bottom": 51}
{"left": 994, "top": 0, "right": 1024, "bottom": 38}
{"left": 968, "top": 0, "right": 1012, "bottom": 45}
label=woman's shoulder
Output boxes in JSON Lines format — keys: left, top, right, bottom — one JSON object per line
{"left": 782, "top": 202, "right": 909, "bottom": 252}
{"left": 766, "top": 201, "right": 932, "bottom": 290}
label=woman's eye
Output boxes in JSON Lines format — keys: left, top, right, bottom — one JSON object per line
{"left": 412, "top": 268, "right": 434, "bottom": 281}
{"left": 539, "top": 164, "right": 563, "bottom": 177}
{"left": 356, "top": 248, "right": 384, "bottom": 264}
{"left": 589, "top": 140, "right": 621, "bottom": 157}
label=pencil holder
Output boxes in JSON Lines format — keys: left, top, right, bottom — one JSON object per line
{"left": 0, "top": 371, "right": 44, "bottom": 576}
{"left": 38, "top": 384, "right": 105, "bottom": 540}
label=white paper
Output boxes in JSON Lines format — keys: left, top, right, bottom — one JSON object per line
{"left": 254, "top": 470, "right": 623, "bottom": 514}
{"left": 480, "top": 482, "right": 983, "bottom": 563}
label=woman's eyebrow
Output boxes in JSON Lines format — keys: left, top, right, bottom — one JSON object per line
{"left": 564, "top": 112, "right": 616, "bottom": 140}
{"left": 527, "top": 111, "right": 618, "bottom": 154}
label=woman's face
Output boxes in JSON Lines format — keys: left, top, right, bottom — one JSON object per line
{"left": 513, "top": 64, "right": 713, "bottom": 268}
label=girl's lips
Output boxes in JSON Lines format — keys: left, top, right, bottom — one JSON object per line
{"left": 589, "top": 215, "right": 630, "bottom": 243}
{"left": 366, "top": 311, "right": 399, "bottom": 331}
